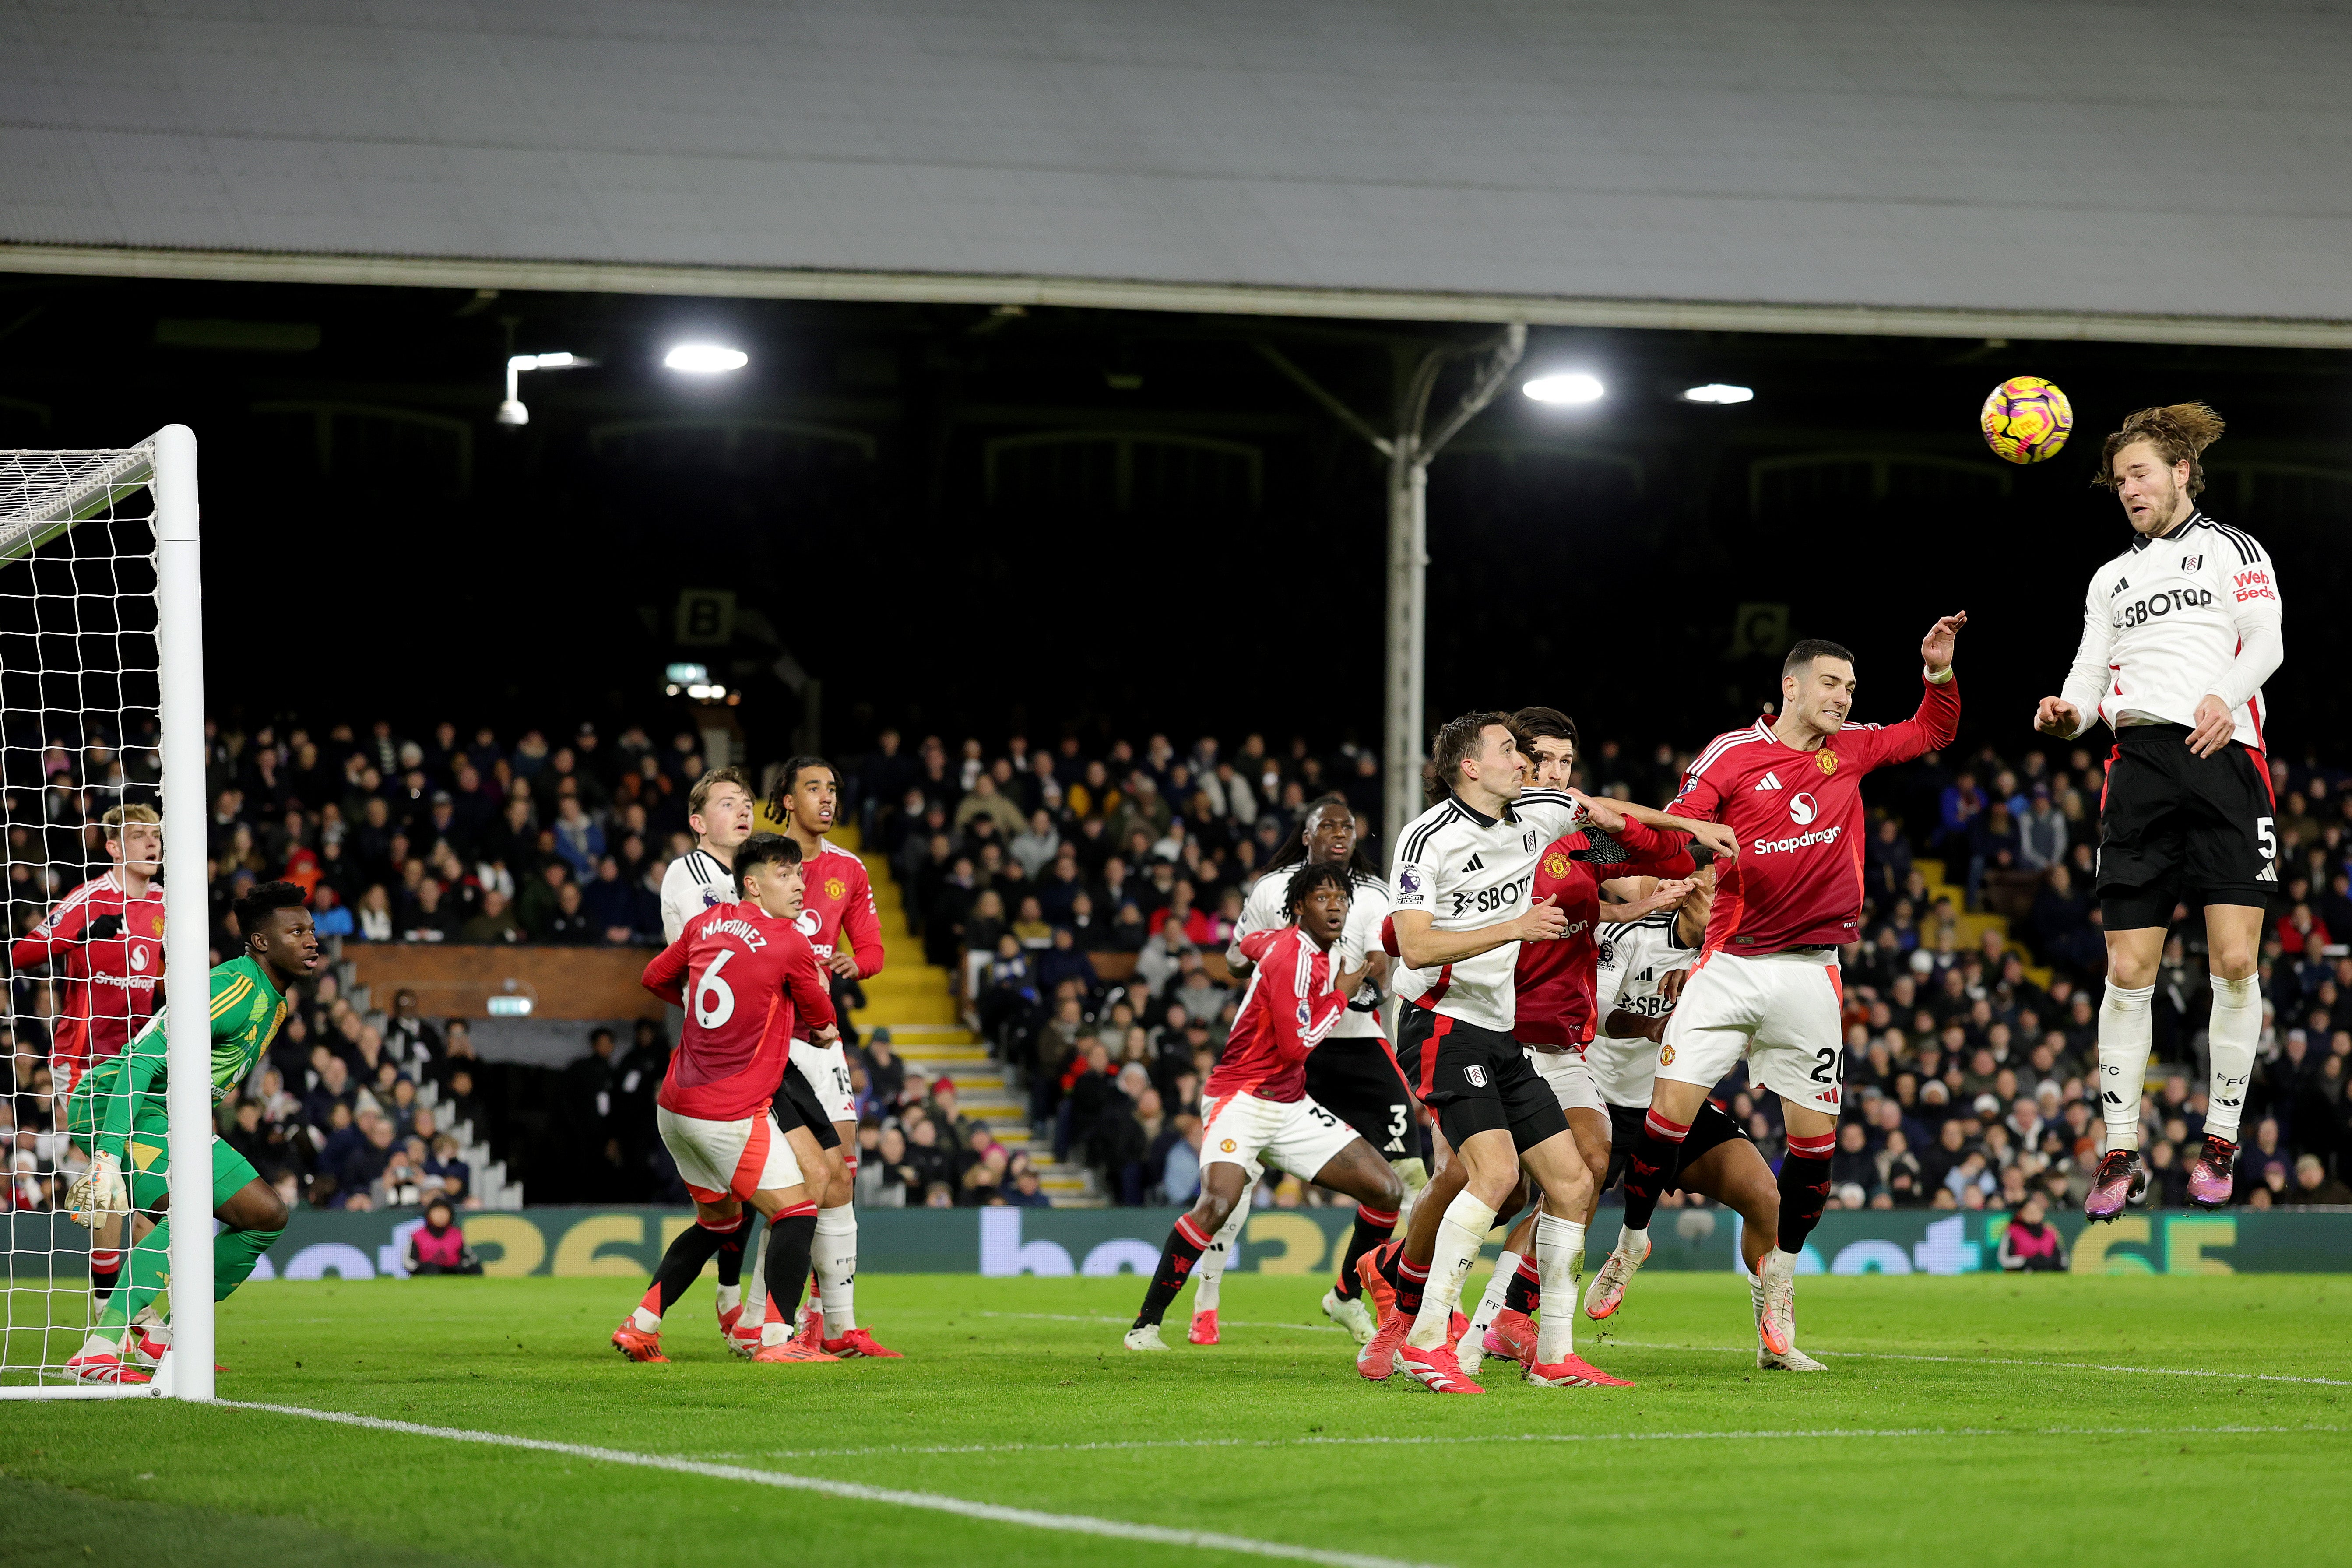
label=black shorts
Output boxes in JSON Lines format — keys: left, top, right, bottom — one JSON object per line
{"left": 778, "top": 1064, "right": 843, "bottom": 1150}
{"left": 1602, "top": 1099, "right": 1747, "bottom": 1193}
{"left": 1304, "top": 1038, "right": 1416, "bottom": 1160}
{"left": 2095, "top": 724, "right": 2275, "bottom": 927}
{"left": 1395, "top": 1009, "right": 1568, "bottom": 1154}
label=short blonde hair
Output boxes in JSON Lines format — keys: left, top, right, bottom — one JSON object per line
{"left": 102, "top": 803, "right": 159, "bottom": 841}
{"left": 687, "top": 765, "right": 753, "bottom": 821}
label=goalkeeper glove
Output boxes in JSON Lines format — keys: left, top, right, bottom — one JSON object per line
{"left": 84, "top": 914, "right": 124, "bottom": 942}
{"left": 67, "top": 1152, "right": 127, "bottom": 1230}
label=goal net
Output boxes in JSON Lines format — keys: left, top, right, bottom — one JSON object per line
{"left": 0, "top": 429, "right": 213, "bottom": 1400}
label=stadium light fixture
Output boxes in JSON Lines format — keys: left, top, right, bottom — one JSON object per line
{"left": 664, "top": 343, "right": 749, "bottom": 374}
{"left": 496, "top": 351, "right": 592, "bottom": 427}
{"left": 1522, "top": 371, "right": 1604, "bottom": 406}
{"left": 1682, "top": 383, "right": 1755, "bottom": 405}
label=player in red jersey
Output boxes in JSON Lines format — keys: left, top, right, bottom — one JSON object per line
{"left": 613, "top": 834, "right": 841, "bottom": 1365}
{"left": 1122, "top": 863, "right": 1403, "bottom": 1351}
{"left": 10, "top": 804, "right": 167, "bottom": 1310}
{"left": 10, "top": 804, "right": 167, "bottom": 1094}
{"left": 1598, "top": 612, "right": 1965, "bottom": 1361}
{"left": 1453, "top": 710, "right": 1697, "bottom": 1371}
{"left": 740, "top": 756, "right": 898, "bottom": 1359}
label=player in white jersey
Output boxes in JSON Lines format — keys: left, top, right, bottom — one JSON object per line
{"left": 1181, "top": 794, "right": 1407, "bottom": 1347}
{"left": 660, "top": 767, "right": 758, "bottom": 944}
{"left": 2034, "top": 403, "right": 2285, "bottom": 1217}
{"left": 654, "top": 766, "right": 766, "bottom": 1342}
{"left": 1360, "top": 713, "right": 1715, "bottom": 1393}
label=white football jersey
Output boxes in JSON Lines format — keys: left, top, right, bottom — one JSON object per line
{"left": 1585, "top": 911, "right": 1700, "bottom": 1107}
{"left": 2056, "top": 510, "right": 2284, "bottom": 749}
{"left": 1389, "top": 787, "right": 1588, "bottom": 1034}
{"left": 1229, "top": 863, "right": 1392, "bottom": 1039}
{"left": 659, "top": 847, "right": 735, "bottom": 944}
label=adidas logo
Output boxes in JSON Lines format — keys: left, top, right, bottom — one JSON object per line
{"left": 1754, "top": 772, "right": 1784, "bottom": 792}
{"left": 2257, "top": 863, "right": 2278, "bottom": 882}
{"left": 1463, "top": 853, "right": 1484, "bottom": 872}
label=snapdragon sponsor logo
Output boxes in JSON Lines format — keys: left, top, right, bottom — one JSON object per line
{"left": 1751, "top": 823, "right": 1843, "bottom": 855}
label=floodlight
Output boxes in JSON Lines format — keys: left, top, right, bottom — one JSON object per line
{"left": 1682, "top": 383, "right": 1755, "bottom": 405}
{"left": 664, "top": 344, "right": 749, "bottom": 374}
{"left": 498, "top": 351, "right": 593, "bottom": 426}
{"left": 1523, "top": 372, "right": 1604, "bottom": 405}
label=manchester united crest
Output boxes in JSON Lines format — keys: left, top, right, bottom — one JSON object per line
{"left": 1220, "top": 1138, "right": 1237, "bottom": 1153}
{"left": 1543, "top": 851, "right": 1570, "bottom": 879}
{"left": 824, "top": 877, "right": 847, "bottom": 901}
{"left": 1659, "top": 1044, "right": 1676, "bottom": 1066}
{"left": 1815, "top": 750, "right": 1838, "bottom": 776}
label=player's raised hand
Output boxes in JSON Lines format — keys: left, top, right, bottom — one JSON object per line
{"left": 1514, "top": 895, "right": 1569, "bottom": 942}
{"left": 1921, "top": 610, "right": 1968, "bottom": 673}
{"left": 2033, "top": 696, "right": 2081, "bottom": 738}
{"left": 1568, "top": 788, "right": 1624, "bottom": 833}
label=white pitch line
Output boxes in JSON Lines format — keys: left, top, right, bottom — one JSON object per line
{"left": 220, "top": 1401, "right": 1443, "bottom": 1568}
{"left": 693, "top": 1423, "right": 2347, "bottom": 1463}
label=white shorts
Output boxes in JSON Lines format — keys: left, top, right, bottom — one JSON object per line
{"left": 1656, "top": 949, "right": 1845, "bottom": 1112}
{"left": 658, "top": 1105, "right": 805, "bottom": 1203}
{"left": 1526, "top": 1048, "right": 1607, "bottom": 1115}
{"left": 1200, "top": 1090, "right": 1357, "bottom": 1181}
{"left": 789, "top": 1038, "right": 856, "bottom": 1125}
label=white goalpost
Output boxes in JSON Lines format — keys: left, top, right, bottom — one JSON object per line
{"left": 0, "top": 426, "right": 212, "bottom": 1399}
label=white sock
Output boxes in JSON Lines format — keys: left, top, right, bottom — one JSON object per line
{"left": 1533, "top": 1214, "right": 1587, "bottom": 1366}
{"left": 714, "top": 1282, "right": 741, "bottom": 1318}
{"left": 2204, "top": 974, "right": 2260, "bottom": 1142}
{"left": 813, "top": 1206, "right": 858, "bottom": 1336}
{"left": 1463, "top": 1251, "right": 1519, "bottom": 1349}
{"left": 629, "top": 1304, "right": 661, "bottom": 1333}
{"left": 1192, "top": 1180, "right": 1252, "bottom": 1313}
{"left": 1764, "top": 1245, "right": 1800, "bottom": 1279}
{"left": 1406, "top": 1192, "right": 1496, "bottom": 1350}
{"left": 1748, "top": 1270, "right": 1765, "bottom": 1324}
{"left": 1616, "top": 1221, "right": 1648, "bottom": 1252}
{"left": 2097, "top": 982, "right": 2156, "bottom": 1152}
{"left": 741, "top": 1240, "right": 768, "bottom": 1332}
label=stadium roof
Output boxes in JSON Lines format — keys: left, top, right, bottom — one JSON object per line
{"left": 5, "top": 0, "right": 2351, "bottom": 346}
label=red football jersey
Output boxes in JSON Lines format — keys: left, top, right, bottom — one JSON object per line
{"left": 7, "top": 873, "right": 167, "bottom": 1086}
{"left": 794, "top": 840, "right": 884, "bottom": 978}
{"left": 1205, "top": 926, "right": 1349, "bottom": 1104}
{"left": 644, "top": 900, "right": 837, "bottom": 1121}
{"left": 1668, "top": 674, "right": 1960, "bottom": 958}
{"left": 1515, "top": 818, "right": 1696, "bottom": 1048}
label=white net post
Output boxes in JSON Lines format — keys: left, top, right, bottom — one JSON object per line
{"left": 0, "top": 429, "right": 203, "bottom": 1399}
{"left": 153, "top": 426, "right": 211, "bottom": 1402}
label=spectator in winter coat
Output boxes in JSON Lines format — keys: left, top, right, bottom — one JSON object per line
{"left": 1997, "top": 1193, "right": 2068, "bottom": 1271}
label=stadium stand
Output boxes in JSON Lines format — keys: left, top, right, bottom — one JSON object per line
{"left": 5, "top": 717, "right": 2348, "bottom": 1216}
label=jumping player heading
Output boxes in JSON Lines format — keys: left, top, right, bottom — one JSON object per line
{"left": 1598, "top": 612, "right": 1965, "bottom": 1362}
{"left": 2034, "top": 403, "right": 2283, "bottom": 1217}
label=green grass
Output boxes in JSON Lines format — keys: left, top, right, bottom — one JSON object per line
{"left": 1, "top": 1272, "right": 2347, "bottom": 1568}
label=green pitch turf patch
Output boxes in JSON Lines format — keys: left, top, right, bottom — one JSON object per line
{"left": 0, "top": 1272, "right": 2345, "bottom": 1568}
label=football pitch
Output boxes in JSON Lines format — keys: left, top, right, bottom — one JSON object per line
{"left": 2, "top": 1272, "right": 2346, "bottom": 1568}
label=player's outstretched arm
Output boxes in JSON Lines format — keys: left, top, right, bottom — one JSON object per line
{"left": 641, "top": 936, "right": 689, "bottom": 1005}
{"left": 1579, "top": 790, "right": 1738, "bottom": 861}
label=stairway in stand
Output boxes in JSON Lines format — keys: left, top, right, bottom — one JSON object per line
{"left": 835, "top": 826, "right": 1102, "bottom": 1206}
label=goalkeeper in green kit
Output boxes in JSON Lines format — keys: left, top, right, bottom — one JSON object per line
{"left": 63, "top": 881, "right": 320, "bottom": 1385}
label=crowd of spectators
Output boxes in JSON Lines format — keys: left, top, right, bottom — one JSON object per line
{"left": 870, "top": 724, "right": 2352, "bottom": 1216}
